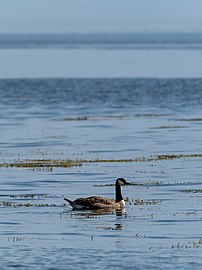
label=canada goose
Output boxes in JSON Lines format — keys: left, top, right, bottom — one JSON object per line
{"left": 64, "top": 178, "right": 130, "bottom": 210}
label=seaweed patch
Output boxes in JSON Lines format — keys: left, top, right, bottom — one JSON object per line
{"left": 131, "top": 199, "right": 161, "bottom": 205}
{"left": 0, "top": 159, "right": 81, "bottom": 169}
{"left": 0, "top": 201, "right": 64, "bottom": 207}
{"left": 1, "top": 153, "right": 202, "bottom": 170}
{"left": 180, "top": 189, "right": 202, "bottom": 193}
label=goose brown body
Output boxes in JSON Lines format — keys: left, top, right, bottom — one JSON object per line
{"left": 64, "top": 178, "right": 130, "bottom": 210}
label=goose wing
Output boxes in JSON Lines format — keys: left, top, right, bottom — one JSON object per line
{"left": 74, "top": 196, "right": 115, "bottom": 209}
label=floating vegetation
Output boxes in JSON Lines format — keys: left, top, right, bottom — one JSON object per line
{"left": 1, "top": 153, "right": 202, "bottom": 170}
{"left": 123, "top": 197, "right": 161, "bottom": 205}
{"left": 0, "top": 159, "right": 81, "bottom": 169}
{"left": 177, "top": 118, "right": 202, "bottom": 122}
{"left": 94, "top": 183, "right": 132, "bottom": 187}
{"left": 96, "top": 224, "right": 124, "bottom": 230}
{"left": 151, "top": 126, "right": 188, "bottom": 129}
{"left": 8, "top": 237, "right": 25, "bottom": 242}
{"left": 1, "top": 201, "right": 13, "bottom": 207}
{"left": 0, "top": 201, "right": 63, "bottom": 207}
{"left": 10, "top": 194, "right": 56, "bottom": 199}
{"left": 171, "top": 239, "right": 202, "bottom": 249}
{"left": 151, "top": 154, "right": 202, "bottom": 161}
{"left": 94, "top": 181, "right": 161, "bottom": 187}
{"left": 81, "top": 154, "right": 202, "bottom": 163}
{"left": 62, "top": 116, "right": 88, "bottom": 121}
{"left": 135, "top": 170, "right": 165, "bottom": 174}
{"left": 180, "top": 189, "right": 202, "bottom": 193}
{"left": 184, "top": 211, "right": 198, "bottom": 216}
{"left": 131, "top": 199, "right": 161, "bottom": 205}
{"left": 82, "top": 158, "right": 145, "bottom": 163}
{"left": 61, "top": 116, "right": 125, "bottom": 122}
{"left": 61, "top": 114, "right": 169, "bottom": 122}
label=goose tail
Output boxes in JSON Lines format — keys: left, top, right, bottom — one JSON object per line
{"left": 64, "top": 198, "right": 78, "bottom": 209}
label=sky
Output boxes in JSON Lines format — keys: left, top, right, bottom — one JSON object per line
{"left": 0, "top": 0, "right": 202, "bottom": 33}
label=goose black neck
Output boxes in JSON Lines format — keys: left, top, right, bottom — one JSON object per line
{"left": 115, "top": 180, "right": 123, "bottom": 202}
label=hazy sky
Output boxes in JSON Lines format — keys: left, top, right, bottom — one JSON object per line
{"left": 0, "top": 0, "right": 202, "bottom": 33}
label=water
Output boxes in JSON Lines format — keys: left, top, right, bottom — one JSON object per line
{"left": 1, "top": 33, "right": 202, "bottom": 78}
{"left": 1, "top": 33, "right": 202, "bottom": 49}
{"left": 1, "top": 34, "right": 202, "bottom": 269}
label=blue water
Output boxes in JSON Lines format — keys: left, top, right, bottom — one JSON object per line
{"left": 1, "top": 34, "right": 202, "bottom": 269}
{"left": 1, "top": 33, "right": 202, "bottom": 49}
{"left": 1, "top": 33, "right": 202, "bottom": 78}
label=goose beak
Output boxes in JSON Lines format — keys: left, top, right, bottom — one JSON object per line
{"left": 125, "top": 181, "right": 131, "bottom": 185}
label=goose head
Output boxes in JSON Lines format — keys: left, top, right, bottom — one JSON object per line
{"left": 116, "top": 178, "right": 130, "bottom": 186}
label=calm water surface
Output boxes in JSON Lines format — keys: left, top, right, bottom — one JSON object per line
{"left": 1, "top": 34, "right": 202, "bottom": 269}
{"left": 1, "top": 33, "right": 202, "bottom": 78}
